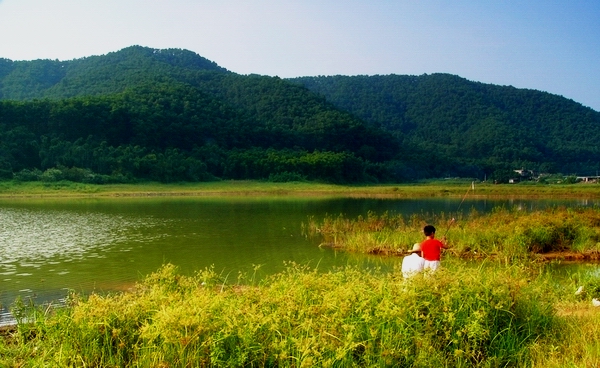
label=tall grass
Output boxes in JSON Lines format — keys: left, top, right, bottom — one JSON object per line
{"left": 305, "top": 206, "right": 600, "bottom": 261}
{"left": 529, "top": 265, "right": 600, "bottom": 368}
{"left": 0, "top": 263, "right": 565, "bottom": 367}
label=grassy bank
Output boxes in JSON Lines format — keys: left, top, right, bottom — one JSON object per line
{"left": 1, "top": 182, "right": 600, "bottom": 366}
{"left": 305, "top": 206, "right": 600, "bottom": 261}
{"left": 0, "top": 262, "right": 592, "bottom": 367}
{"left": 0, "top": 179, "right": 599, "bottom": 199}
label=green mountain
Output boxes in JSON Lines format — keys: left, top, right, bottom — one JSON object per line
{"left": 0, "top": 46, "right": 228, "bottom": 100}
{"left": 291, "top": 74, "right": 600, "bottom": 178}
{"left": 0, "top": 46, "right": 396, "bottom": 183}
{"left": 1, "top": 46, "right": 598, "bottom": 183}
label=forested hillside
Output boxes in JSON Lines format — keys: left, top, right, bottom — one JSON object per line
{"left": 0, "top": 47, "right": 396, "bottom": 183}
{"left": 0, "top": 46, "right": 227, "bottom": 100}
{"left": 291, "top": 74, "right": 600, "bottom": 178}
{"left": 1, "top": 46, "right": 598, "bottom": 183}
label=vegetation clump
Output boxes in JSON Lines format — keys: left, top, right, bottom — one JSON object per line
{"left": 305, "top": 206, "right": 600, "bottom": 261}
{"left": 0, "top": 263, "right": 563, "bottom": 367}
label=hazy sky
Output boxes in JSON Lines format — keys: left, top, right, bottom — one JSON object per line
{"left": 1, "top": 0, "right": 598, "bottom": 111}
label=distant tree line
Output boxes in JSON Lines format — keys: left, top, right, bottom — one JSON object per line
{"left": 0, "top": 81, "right": 396, "bottom": 183}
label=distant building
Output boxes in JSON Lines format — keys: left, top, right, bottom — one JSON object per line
{"left": 576, "top": 176, "right": 600, "bottom": 183}
{"left": 510, "top": 169, "right": 535, "bottom": 183}
{"left": 514, "top": 169, "right": 535, "bottom": 178}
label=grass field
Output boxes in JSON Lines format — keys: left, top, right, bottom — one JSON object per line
{"left": 0, "top": 179, "right": 598, "bottom": 198}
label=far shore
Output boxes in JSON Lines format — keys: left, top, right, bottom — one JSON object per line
{"left": 0, "top": 179, "right": 599, "bottom": 199}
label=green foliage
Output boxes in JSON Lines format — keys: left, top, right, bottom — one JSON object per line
{"left": 0, "top": 84, "right": 390, "bottom": 183}
{"left": 490, "top": 168, "right": 518, "bottom": 184}
{"left": 13, "top": 168, "right": 43, "bottom": 182}
{"left": 306, "top": 206, "right": 600, "bottom": 259}
{"left": 0, "top": 48, "right": 399, "bottom": 183}
{"left": 2, "top": 47, "right": 600, "bottom": 183}
{"left": 267, "top": 171, "right": 307, "bottom": 182}
{"left": 39, "top": 168, "right": 64, "bottom": 182}
{"left": 564, "top": 176, "right": 579, "bottom": 184}
{"left": 1, "top": 263, "right": 559, "bottom": 367}
{"left": 0, "top": 46, "right": 227, "bottom": 100}
{"left": 293, "top": 74, "right": 600, "bottom": 178}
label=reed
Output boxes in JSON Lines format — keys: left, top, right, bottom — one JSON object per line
{"left": 530, "top": 281, "right": 600, "bottom": 368}
{"left": 305, "top": 206, "right": 600, "bottom": 260}
{"left": 0, "top": 262, "right": 568, "bottom": 367}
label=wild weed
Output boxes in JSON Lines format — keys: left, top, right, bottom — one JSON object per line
{"left": 306, "top": 206, "right": 600, "bottom": 260}
{"left": 2, "top": 262, "right": 563, "bottom": 367}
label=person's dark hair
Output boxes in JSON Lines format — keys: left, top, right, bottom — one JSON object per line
{"left": 424, "top": 225, "right": 436, "bottom": 236}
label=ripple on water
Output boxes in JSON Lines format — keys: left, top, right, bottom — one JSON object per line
{"left": 0, "top": 207, "right": 160, "bottom": 266}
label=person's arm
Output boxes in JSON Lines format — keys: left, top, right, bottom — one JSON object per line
{"left": 441, "top": 236, "right": 449, "bottom": 248}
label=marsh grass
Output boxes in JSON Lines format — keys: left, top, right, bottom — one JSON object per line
{"left": 1, "top": 263, "right": 566, "bottom": 367}
{"left": 530, "top": 303, "right": 600, "bottom": 368}
{"left": 306, "top": 206, "right": 600, "bottom": 261}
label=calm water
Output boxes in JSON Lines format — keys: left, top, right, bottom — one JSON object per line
{"left": 0, "top": 196, "right": 598, "bottom": 316}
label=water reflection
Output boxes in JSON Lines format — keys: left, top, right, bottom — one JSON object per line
{"left": 0, "top": 207, "right": 160, "bottom": 265}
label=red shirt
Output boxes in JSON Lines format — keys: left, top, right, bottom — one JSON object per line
{"left": 420, "top": 238, "right": 444, "bottom": 261}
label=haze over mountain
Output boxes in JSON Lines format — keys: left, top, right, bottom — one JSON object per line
{"left": 0, "top": 46, "right": 598, "bottom": 183}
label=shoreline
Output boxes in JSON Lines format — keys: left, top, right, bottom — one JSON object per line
{"left": 321, "top": 242, "right": 600, "bottom": 263}
{"left": 0, "top": 180, "right": 599, "bottom": 199}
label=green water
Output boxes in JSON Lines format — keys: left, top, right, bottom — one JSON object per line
{"left": 0, "top": 196, "right": 598, "bottom": 312}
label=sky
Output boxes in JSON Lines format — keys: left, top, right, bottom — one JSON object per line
{"left": 1, "top": 0, "right": 599, "bottom": 111}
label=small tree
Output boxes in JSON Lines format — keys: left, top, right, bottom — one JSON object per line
{"left": 491, "top": 169, "right": 516, "bottom": 184}
{"left": 564, "top": 176, "right": 579, "bottom": 184}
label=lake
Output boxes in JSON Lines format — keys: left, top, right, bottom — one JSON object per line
{"left": 1, "top": 195, "right": 598, "bottom": 319}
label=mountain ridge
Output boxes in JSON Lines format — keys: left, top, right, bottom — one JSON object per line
{"left": 0, "top": 46, "right": 598, "bottom": 182}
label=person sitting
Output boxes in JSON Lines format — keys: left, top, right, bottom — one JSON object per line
{"left": 401, "top": 243, "right": 425, "bottom": 278}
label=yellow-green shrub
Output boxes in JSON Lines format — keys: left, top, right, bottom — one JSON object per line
{"left": 8, "top": 263, "right": 558, "bottom": 367}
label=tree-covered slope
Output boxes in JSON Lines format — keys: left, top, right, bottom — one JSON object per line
{"left": 291, "top": 74, "right": 600, "bottom": 177}
{"left": 2, "top": 46, "right": 599, "bottom": 182}
{"left": 0, "top": 45, "right": 228, "bottom": 100}
{"left": 0, "top": 53, "right": 398, "bottom": 183}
